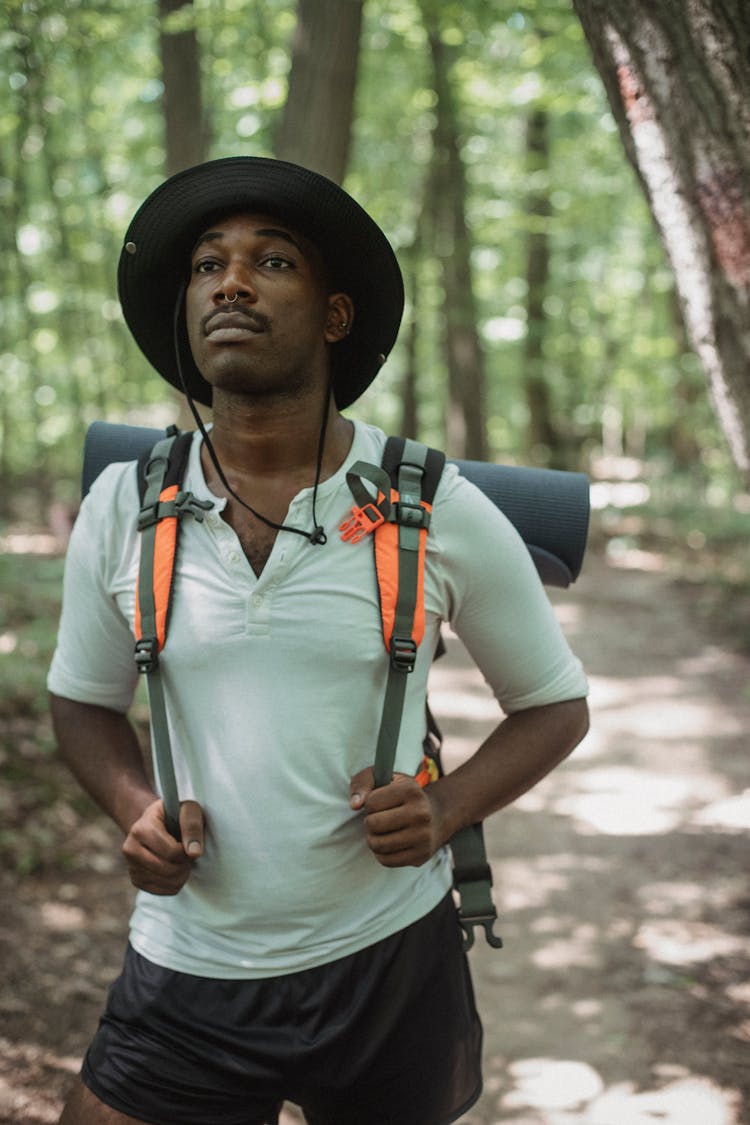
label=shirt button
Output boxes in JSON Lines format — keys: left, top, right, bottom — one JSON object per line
{"left": 229, "top": 551, "right": 240, "bottom": 564}
{"left": 252, "top": 594, "right": 263, "bottom": 608}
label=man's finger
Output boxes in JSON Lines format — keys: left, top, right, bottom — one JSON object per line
{"left": 127, "top": 801, "right": 184, "bottom": 861}
{"left": 349, "top": 767, "right": 375, "bottom": 810}
{"left": 364, "top": 773, "right": 419, "bottom": 813}
{"left": 180, "top": 799, "right": 205, "bottom": 858}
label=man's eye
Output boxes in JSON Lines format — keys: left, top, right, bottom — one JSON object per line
{"left": 194, "top": 259, "right": 221, "bottom": 273}
{"left": 263, "top": 255, "right": 293, "bottom": 269}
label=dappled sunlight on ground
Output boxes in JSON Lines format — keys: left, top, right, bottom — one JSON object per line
{"left": 633, "top": 919, "right": 747, "bottom": 965}
{"left": 692, "top": 789, "right": 750, "bottom": 831}
{"left": 0, "top": 1041, "right": 79, "bottom": 1124}
{"left": 0, "top": 532, "right": 63, "bottom": 556}
{"left": 535, "top": 765, "right": 728, "bottom": 836}
{"left": 430, "top": 555, "right": 750, "bottom": 1124}
{"left": 4, "top": 554, "right": 747, "bottom": 1123}
{"left": 488, "top": 1059, "right": 741, "bottom": 1124}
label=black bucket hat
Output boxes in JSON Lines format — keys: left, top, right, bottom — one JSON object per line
{"left": 117, "top": 156, "right": 404, "bottom": 409}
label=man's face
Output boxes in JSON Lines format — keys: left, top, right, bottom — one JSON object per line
{"left": 185, "top": 212, "right": 351, "bottom": 400}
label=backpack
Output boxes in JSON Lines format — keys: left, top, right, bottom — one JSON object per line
{"left": 82, "top": 422, "right": 590, "bottom": 949}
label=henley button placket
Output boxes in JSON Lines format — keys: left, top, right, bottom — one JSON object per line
{"left": 246, "top": 584, "right": 271, "bottom": 635}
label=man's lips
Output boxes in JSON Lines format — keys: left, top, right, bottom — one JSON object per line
{"left": 202, "top": 309, "right": 269, "bottom": 341}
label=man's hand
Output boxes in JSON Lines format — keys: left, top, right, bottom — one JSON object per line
{"left": 121, "top": 799, "right": 206, "bottom": 895}
{"left": 350, "top": 768, "right": 446, "bottom": 868}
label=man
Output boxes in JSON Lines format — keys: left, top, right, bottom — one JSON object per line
{"left": 49, "top": 156, "right": 588, "bottom": 1125}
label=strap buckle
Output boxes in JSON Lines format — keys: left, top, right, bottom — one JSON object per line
{"left": 340, "top": 502, "right": 386, "bottom": 543}
{"left": 134, "top": 636, "right": 158, "bottom": 674}
{"left": 389, "top": 635, "right": 417, "bottom": 672}
{"left": 459, "top": 911, "right": 504, "bottom": 952}
{"left": 173, "top": 491, "right": 214, "bottom": 521}
{"left": 393, "top": 499, "right": 430, "bottom": 530}
{"left": 138, "top": 491, "right": 213, "bottom": 531}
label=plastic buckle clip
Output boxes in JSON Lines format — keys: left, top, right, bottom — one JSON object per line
{"left": 340, "top": 503, "right": 386, "bottom": 543}
{"left": 459, "top": 913, "right": 504, "bottom": 952}
{"left": 134, "top": 636, "right": 158, "bottom": 674}
{"left": 173, "top": 491, "right": 214, "bottom": 522}
{"left": 390, "top": 636, "right": 417, "bottom": 672}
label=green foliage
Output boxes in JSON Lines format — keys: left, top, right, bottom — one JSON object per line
{"left": 0, "top": 0, "right": 736, "bottom": 495}
{"left": 0, "top": 550, "right": 63, "bottom": 715}
{"left": 0, "top": 549, "right": 63, "bottom": 872}
{"left": 0, "top": 545, "right": 152, "bottom": 873}
{"left": 593, "top": 464, "right": 750, "bottom": 652}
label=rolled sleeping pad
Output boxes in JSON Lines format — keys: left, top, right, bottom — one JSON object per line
{"left": 82, "top": 421, "right": 165, "bottom": 498}
{"left": 82, "top": 421, "right": 589, "bottom": 587}
{"left": 450, "top": 458, "right": 589, "bottom": 587}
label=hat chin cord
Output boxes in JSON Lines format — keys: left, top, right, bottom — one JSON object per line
{"left": 172, "top": 283, "right": 328, "bottom": 546}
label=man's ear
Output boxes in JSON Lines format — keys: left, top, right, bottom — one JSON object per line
{"left": 325, "top": 293, "right": 355, "bottom": 343}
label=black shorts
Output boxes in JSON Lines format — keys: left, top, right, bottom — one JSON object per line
{"left": 81, "top": 894, "right": 483, "bottom": 1125}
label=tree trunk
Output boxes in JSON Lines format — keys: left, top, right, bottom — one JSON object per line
{"left": 421, "top": 3, "right": 488, "bottom": 462}
{"left": 275, "top": 0, "right": 364, "bottom": 184}
{"left": 7, "top": 29, "right": 46, "bottom": 491}
{"left": 523, "top": 105, "right": 561, "bottom": 465}
{"left": 400, "top": 250, "right": 420, "bottom": 440}
{"left": 572, "top": 0, "right": 750, "bottom": 479}
{"left": 159, "top": 0, "right": 207, "bottom": 176}
{"left": 159, "top": 0, "right": 208, "bottom": 426}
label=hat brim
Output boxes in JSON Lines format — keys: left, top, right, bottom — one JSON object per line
{"left": 117, "top": 157, "right": 404, "bottom": 409}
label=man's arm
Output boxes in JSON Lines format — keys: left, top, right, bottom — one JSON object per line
{"left": 350, "top": 696, "right": 588, "bottom": 867}
{"left": 49, "top": 693, "right": 205, "bottom": 893}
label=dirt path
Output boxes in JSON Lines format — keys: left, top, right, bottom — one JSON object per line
{"left": 2, "top": 552, "right": 748, "bottom": 1124}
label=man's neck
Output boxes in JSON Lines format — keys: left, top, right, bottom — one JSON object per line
{"left": 203, "top": 387, "right": 354, "bottom": 484}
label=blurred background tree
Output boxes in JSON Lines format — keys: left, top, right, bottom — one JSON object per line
{"left": 573, "top": 0, "right": 750, "bottom": 478}
{"left": 1, "top": 0, "right": 748, "bottom": 516}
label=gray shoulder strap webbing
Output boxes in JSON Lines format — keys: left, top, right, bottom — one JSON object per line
{"left": 134, "top": 431, "right": 213, "bottom": 841}
{"left": 353, "top": 436, "right": 503, "bottom": 952}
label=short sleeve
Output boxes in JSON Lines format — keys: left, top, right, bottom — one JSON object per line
{"left": 430, "top": 466, "right": 588, "bottom": 713}
{"left": 47, "top": 463, "right": 141, "bottom": 712}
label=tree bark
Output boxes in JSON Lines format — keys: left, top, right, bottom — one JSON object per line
{"left": 7, "top": 27, "right": 47, "bottom": 492}
{"left": 159, "top": 0, "right": 207, "bottom": 176}
{"left": 274, "top": 0, "right": 364, "bottom": 184}
{"left": 572, "top": 0, "right": 750, "bottom": 478}
{"left": 400, "top": 248, "right": 420, "bottom": 441}
{"left": 158, "top": 0, "right": 209, "bottom": 426}
{"left": 422, "top": 3, "right": 488, "bottom": 462}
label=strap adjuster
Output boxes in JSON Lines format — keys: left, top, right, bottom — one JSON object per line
{"left": 393, "top": 499, "right": 430, "bottom": 530}
{"left": 134, "top": 636, "right": 158, "bottom": 674}
{"left": 137, "top": 502, "right": 161, "bottom": 531}
{"left": 390, "top": 636, "right": 417, "bottom": 672}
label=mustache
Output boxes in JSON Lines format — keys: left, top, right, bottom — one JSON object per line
{"left": 202, "top": 307, "right": 270, "bottom": 334}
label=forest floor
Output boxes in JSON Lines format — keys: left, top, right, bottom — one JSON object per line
{"left": 1, "top": 547, "right": 749, "bottom": 1125}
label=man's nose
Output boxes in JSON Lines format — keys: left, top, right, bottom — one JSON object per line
{"left": 214, "top": 262, "right": 257, "bottom": 303}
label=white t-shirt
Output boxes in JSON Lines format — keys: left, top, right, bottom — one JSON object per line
{"left": 49, "top": 421, "right": 587, "bottom": 977}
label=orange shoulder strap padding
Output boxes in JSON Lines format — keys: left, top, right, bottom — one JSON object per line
{"left": 134, "top": 484, "right": 179, "bottom": 651}
{"left": 373, "top": 488, "right": 432, "bottom": 652}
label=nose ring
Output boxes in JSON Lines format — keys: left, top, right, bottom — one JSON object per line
{"left": 225, "top": 293, "right": 238, "bottom": 303}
